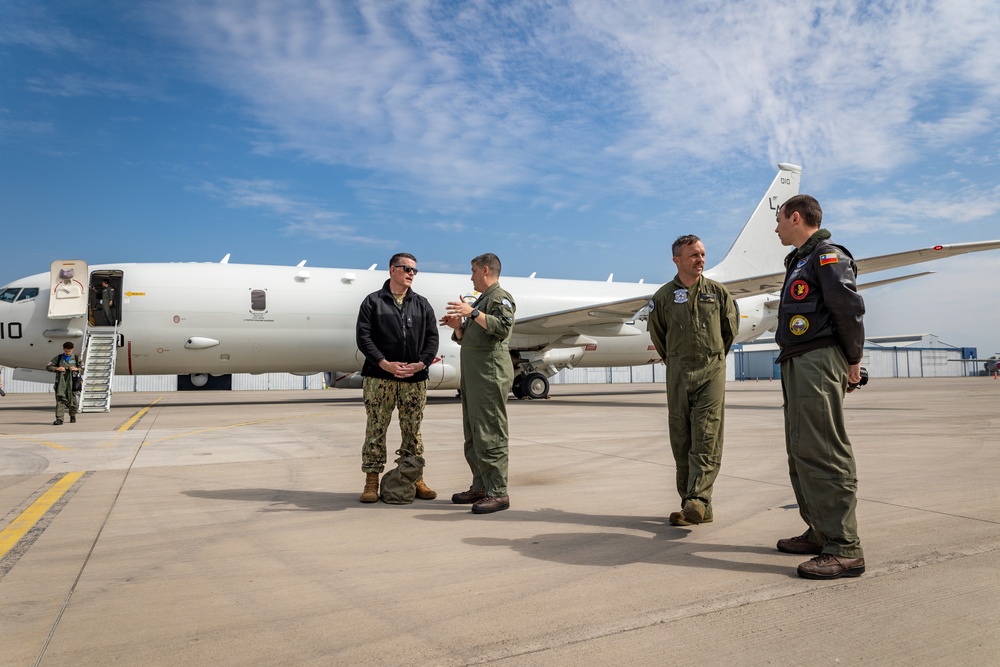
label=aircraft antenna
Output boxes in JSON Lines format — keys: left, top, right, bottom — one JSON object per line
{"left": 220, "top": 254, "right": 231, "bottom": 264}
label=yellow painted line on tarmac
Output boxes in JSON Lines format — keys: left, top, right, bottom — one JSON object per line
{"left": 0, "top": 471, "right": 84, "bottom": 560}
{"left": 0, "top": 435, "right": 70, "bottom": 451}
{"left": 140, "top": 412, "right": 330, "bottom": 447}
{"left": 116, "top": 397, "right": 162, "bottom": 432}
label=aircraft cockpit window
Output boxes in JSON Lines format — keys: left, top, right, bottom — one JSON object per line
{"left": 15, "top": 287, "right": 39, "bottom": 301}
{"left": 0, "top": 288, "right": 21, "bottom": 303}
{"left": 250, "top": 289, "right": 266, "bottom": 312}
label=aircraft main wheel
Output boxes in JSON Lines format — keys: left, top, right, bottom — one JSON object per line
{"left": 524, "top": 372, "right": 549, "bottom": 400}
{"left": 511, "top": 374, "right": 526, "bottom": 399}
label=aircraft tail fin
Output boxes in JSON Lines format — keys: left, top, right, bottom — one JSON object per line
{"left": 705, "top": 163, "right": 801, "bottom": 284}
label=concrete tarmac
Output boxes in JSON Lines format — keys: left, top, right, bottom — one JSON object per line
{"left": 1, "top": 378, "right": 998, "bottom": 666}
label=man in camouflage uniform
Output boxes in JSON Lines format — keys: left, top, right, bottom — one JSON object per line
{"left": 356, "top": 253, "right": 440, "bottom": 503}
{"left": 47, "top": 341, "right": 82, "bottom": 426}
{"left": 774, "top": 194, "right": 866, "bottom": 579}
{"left": 441, "top": 253, "right": 516, "bottom": 514}
{"left": 648, "top": 235, "right": 739, "bottom": 527}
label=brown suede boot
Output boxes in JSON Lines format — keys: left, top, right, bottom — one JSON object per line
{"left": 414, "top": 478, "right": 437, "bottom": 500}
{"left": 360, "top": 472, "right": 379, "bottom": 503}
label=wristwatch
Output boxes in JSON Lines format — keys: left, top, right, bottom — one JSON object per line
{"left": 470, "top": 308, "right": 480, "bottom": 319}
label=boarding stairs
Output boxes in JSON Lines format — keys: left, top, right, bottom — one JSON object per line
{"left": 79, "top": 326, "right": 118, "bottom": 413}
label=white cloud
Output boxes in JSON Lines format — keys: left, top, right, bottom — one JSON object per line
{"left": 199, "top": 178, "right": 387, "bottom": 244}
{"left": 146, "top": 0, "right": 1000, "bottom": 218}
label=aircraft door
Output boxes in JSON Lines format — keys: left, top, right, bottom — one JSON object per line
{"left": 88, "top": 270, "right": 124, "bottom": 326}
{"left": 48, "top": 260, "right": 89, "bottom": 319}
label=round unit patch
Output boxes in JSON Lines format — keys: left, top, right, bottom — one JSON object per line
{"left": 790, "top": 280, "right": 809, "bottom": 300}
{"left": 789, "top": 315, "right": 809, "bottom": 335}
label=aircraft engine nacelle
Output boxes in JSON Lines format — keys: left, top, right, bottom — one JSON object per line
{"left": 329, "top": 364, "right": 459, "bottom": 390}
{"left": 735, "top": 294, "right": 778, "bottom": 344}
{"left": 426, "top": 362, "right": 459, "bottom": 390}
{"left": 540, "top": 346, "right": 585, "bottom": 368}
{"left": 330, "top": 372, "right": 364, "bottom": 389}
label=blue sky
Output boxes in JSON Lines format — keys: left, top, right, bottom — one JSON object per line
{"left": 3, "top": 0, "right": 1000, "bottom": 358}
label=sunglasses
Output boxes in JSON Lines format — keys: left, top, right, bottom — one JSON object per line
{"left": 392, "top": 265, "right": 419, "bottom": 275}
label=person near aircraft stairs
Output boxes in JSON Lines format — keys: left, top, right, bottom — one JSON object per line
{"left": 46, "top": 341, "right": 83, "bottom": 426}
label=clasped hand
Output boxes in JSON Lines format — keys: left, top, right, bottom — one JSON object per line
{"left": 380, "top": 360, "right": 424, "bottom": 378}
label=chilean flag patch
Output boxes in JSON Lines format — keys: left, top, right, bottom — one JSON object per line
{"left": 819, "top": 252, "right": 839, "bottom": 266}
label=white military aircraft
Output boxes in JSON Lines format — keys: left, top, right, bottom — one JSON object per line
{"left": 2, "top": 163, "right": 999, "bottom": 408}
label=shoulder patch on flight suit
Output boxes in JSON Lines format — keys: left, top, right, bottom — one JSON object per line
{"left": 819, "top": 252, "right": 839, "bottom": 266}
{"left": 501, "top": 298, "right": 512, "bottom": 308}
{"left": 647, "top": 298, "right": 655, "bottom": 312}
{"left": 674, "top": 289, "right": 688, "bottom": 304}
{"left": 789, "top": 315, "right": 809, "bottom": 335}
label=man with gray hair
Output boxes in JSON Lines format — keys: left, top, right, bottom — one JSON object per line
{"left": 648, "top": 235, "right": 739, "bottom": 527}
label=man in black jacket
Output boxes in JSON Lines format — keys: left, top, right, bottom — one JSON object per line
{"left": 774, "top": 195, "right": 866, "bottom": 579}
{"left": 356, "top": 253, "right": 440, "bottom": 503}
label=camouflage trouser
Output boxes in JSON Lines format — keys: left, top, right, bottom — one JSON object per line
{"left": 361, "top": 377, "right": 427, "bottom": 473}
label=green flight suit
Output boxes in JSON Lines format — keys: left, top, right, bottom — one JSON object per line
{"left": 101, "top": 285, "right": 117, "bottom": 325}
{"left": 647, "top": 275, "right": 738, "bottom": 517}
{"left": 455, "top": 282, "right": 516, "bottom": 497}
{"left": 47, "top": 352, "right": 82, "bottom": 420}
{"left": 776, "top": 230, "right": 865, "bottom": 558}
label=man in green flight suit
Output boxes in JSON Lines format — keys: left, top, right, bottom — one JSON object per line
{"left": 773, "top": 194, "right": 866, "bottom": 580}
{"left": 100, "top": 278, "right": 117, "bottom": 325}
{"left": 46, "top": 341, "right": 83, "bottom": 426}
{"left": 441, "top": 253, "right": 516, "bottom": 514}
{"left": 648, "top": 235, "right": 739, "bottom": 527}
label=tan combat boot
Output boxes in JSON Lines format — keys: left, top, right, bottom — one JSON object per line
{"left": 414, "top": 478, "right": 437, "bottom": 500}
{"left": 360, "top": 472, "right": 379, "bottom": 503}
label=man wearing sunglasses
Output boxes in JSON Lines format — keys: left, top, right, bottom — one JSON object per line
{"left": 356, "top": 253, "right": 440, "bottom": 503}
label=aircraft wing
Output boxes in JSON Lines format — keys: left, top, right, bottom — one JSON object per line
{"left": 854, "top": 240, "right": 1000, "bottom": 274}
{"left": 717, "top": 273, "right": 786, "bottom": 297}
{"left": 514, "top": 295, "right": 653, "bottom": 335}
{"left": 858, "top": 271, "right": 934, "bottom": 290}
{"left": 715, "top": 240, "right": 1000, "bottom": 299}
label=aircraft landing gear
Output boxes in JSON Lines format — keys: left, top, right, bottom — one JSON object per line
{"left": 511, "top": 374, "right": 525, "bottom": 399}
{"left": 512, "top": 370, "right": 550, "bottom": 400}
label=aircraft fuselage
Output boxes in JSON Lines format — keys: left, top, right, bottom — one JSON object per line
{"left": 3, "top": 261, "right": 737, "bottom": 388}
